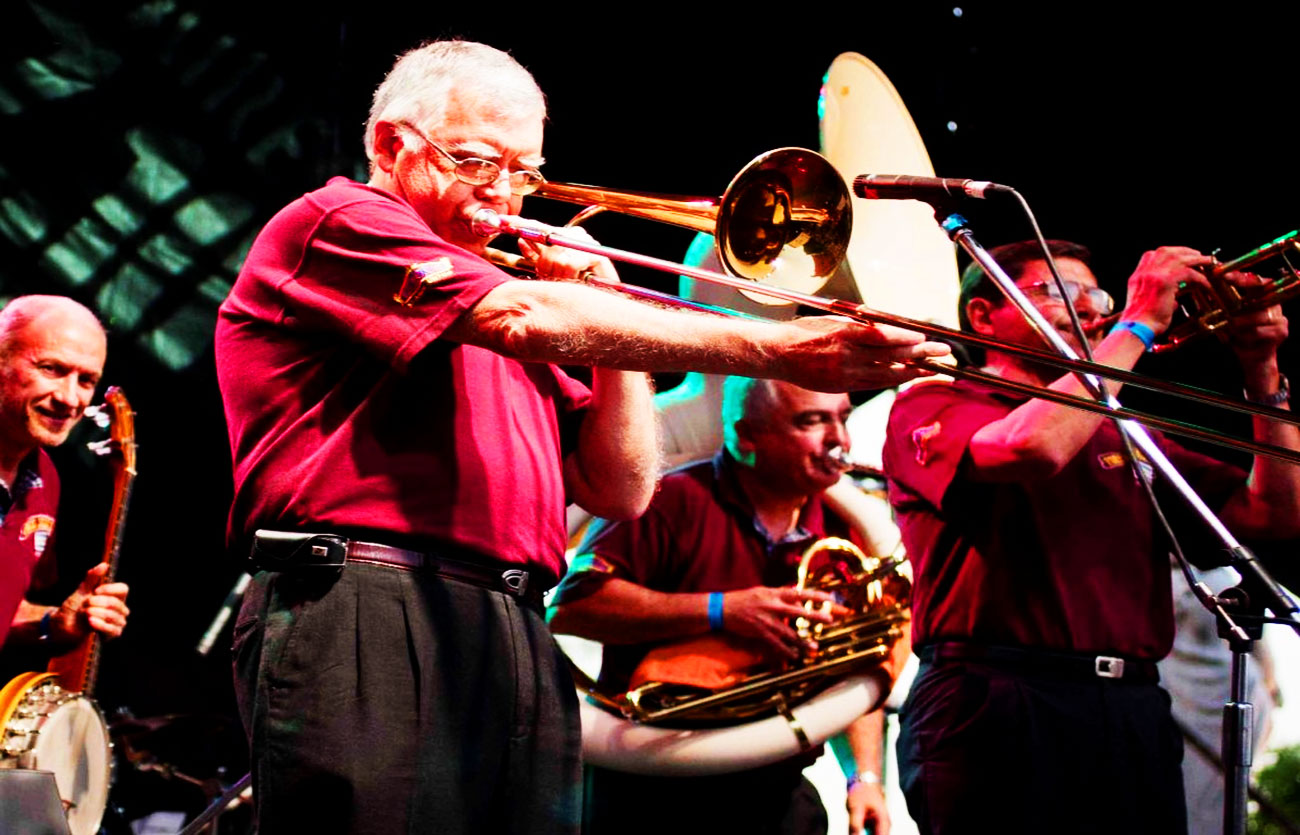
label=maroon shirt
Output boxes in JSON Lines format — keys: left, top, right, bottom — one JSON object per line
{"left": 883, "top": 379, "right": 1246, "bottom": 660}
{"left": 216, "top": 178, "right": 590, "bottom": 580}
{"left": 552, "top": 452, "right": 853, "bottom": 691}
{"left": 0, "top": 451, "right": 60, "bottom": 647}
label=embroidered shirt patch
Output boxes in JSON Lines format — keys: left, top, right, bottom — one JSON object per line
{"left": 912, "top": 421, "right": 942, "bottom": 466}
{"left": 19, "top": 513, "right": 55, "bottom": 556}
{"left": 1098, "top": 449, "right": 1154, "bottom": 482}
{"left": 393, "top": 257, "right": 455, "bottom": 307}
{"left": 1098, "top": 452, "right": 1127, "bottom": 470}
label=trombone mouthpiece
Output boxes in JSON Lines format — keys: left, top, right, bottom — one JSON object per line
{"left": 826, "top": 446, "right": 887, "bottom": 479}
{"left": 470, "top": 209, "right": 503, "bottom": 238}
{"left": 471, "top": 211, "right": 556, "bottom": 244}
{"left": 826, "top": 446, "right": 854, "bottom": 471}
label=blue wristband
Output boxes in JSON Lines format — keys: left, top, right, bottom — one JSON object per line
{"left": 1110, "top": 320, "right": 1156, "bottom": 351}
{"left": 38, "top": 610, "right": 52, "bottom": 642}
{"left": 707, "top": 592, "right": 724, "bottom": 631}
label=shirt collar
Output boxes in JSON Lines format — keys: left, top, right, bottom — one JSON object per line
{"left": 711, "top": 449, "right": 825, "bottom": 549}
{"left": 0, "top": 451, "right": 45, "bottom": 520}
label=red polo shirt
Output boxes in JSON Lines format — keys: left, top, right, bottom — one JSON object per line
{"left": 883, "top": 379, "right": 1247, "bottom": 660}
{"left": 217, "top": 178, "right": 590, "bottom": 580}
{"left": 0, "top": 451, "right": 60, "bottom": 648}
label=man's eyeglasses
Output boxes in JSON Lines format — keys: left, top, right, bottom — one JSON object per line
{"left": 1020, "top": 280, "right": 1115, "bottom": 315}
{"left": 403, "top": 124, "right": 545, "bottom": 196}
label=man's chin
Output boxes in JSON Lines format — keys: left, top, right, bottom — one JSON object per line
{"left": 808, "top": 470, "right": 842, "bottom": 491}
{"left": 31, "top": 419, "right": 76, "bottom": 448}
{"left": 1048, "top": 327, "right": 1086, "bottom": 354}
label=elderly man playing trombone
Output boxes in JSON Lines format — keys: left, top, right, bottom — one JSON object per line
{"left": 216, "top": 39, "right": 947, "bottom": 835}
{"left": 882, "top": 239, "right": 1300, "bottom": 834}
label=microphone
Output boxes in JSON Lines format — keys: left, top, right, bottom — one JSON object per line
{"left": 196, "top": 571, "right": 252, "bottom": 656}
{"left": 853, "top": 174, "right": 1009, "bottom": 203}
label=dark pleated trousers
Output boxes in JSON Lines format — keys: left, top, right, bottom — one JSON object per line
{"left": 897, "top": 659, "right": 1187, "bottom": 835}
{"left": 232, "top": 563, "right": 581, "bottom": 834}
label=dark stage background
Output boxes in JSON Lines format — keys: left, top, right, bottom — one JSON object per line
{"left": 1, "top": 0, "right": 1295, "bottom": 818}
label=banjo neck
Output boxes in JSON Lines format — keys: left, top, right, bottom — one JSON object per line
{"left": 47, "top": 387, "right": 136, "bottom": 696}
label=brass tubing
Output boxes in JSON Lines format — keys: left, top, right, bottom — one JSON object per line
{"left": 1214, "top": 229, "right": 1299, "bottom": 276}
{"left": 926, "top": 359, "right": 1300, "bottom": 466}
{"left": 630, "top": 641, "right": 897, "bottom": 724}
{"left": 821, "top": 299, "right": 1300, "bottom": 429}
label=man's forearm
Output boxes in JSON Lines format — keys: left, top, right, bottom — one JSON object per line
{"left": 445, "top": 279, "right": 944, "bottom": 392}
{"left": 1225, "top": 354, "right": 1300, "bottom": 537}
{"left": 837, "top": 711, "right": 891, "bottom": 835}
{"left": 839, "top": 711, "right": 885, "bottom": 779}
{"left": 8, "top": 600, "right": 57, "bottom": 646}
{"left": 548, "top": 577, "right": 712, "bottom": 644}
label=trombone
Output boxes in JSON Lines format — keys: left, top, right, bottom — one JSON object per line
{"left": 474, "top": 149, "right": 1300, "bottom": 466}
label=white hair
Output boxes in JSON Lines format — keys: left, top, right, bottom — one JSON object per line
{"left": 721, "top": 376, "right": 781, "bottom": 462}
{"left": 364, "top": 40, "right": 545, "bottom": 163}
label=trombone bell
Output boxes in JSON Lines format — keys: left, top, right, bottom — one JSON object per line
{"left": 717, "top": 149, "right": 852, "bottom": 303}
{"left": 528, "top": 148, "right": 852, "bottom": 305}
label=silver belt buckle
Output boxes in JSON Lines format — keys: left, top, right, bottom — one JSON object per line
{"left": 1094, "top": 656, "right": 1125, "bottom": 679}
{"left": 502, "top": 569, "right": 529, "bottom": 596}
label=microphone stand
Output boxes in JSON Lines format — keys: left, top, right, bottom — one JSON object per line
{"left": 196, "top": 571, "right": 252, "bottom": 657}
{"left": 930, "top": 207, "right": 1299, "bottom": 835}
{"left": 1218, "top": 589, "right": 1263, "bottom": 835}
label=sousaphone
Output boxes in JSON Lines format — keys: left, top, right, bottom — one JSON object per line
{"left": 821, "top": 51, "right": 960, "bottom": 329}
{"left": 569, "top": 539, "right": 910, "bottom": 776}
{"left": 563, "top": 53, "right": 953, "bottom": 776}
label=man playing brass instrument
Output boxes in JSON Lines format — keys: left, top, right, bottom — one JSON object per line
{"left": 883, "top": 240, "right": 1300, "bottom": 834}
{"left": 216, "top": 39, "right": 947, "bottom": 835}
{"left": 550, "top": 377, "right": 896, "bottom": 835}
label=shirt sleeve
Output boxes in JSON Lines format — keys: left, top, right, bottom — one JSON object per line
{"left": 551, "top": 499, "right": 680, "bottom": 604}
{"left": 274, "top": 188, "right": 509, "bottom": 373}
{"left": 883, "top": 382, "right": 1009, "bottom": 514}
{"left": 1158, "top": 435, "right": 1248, "bottom": 512}
{"left": 552, "top": 367, "right": 593, "bottom": 459}
{"left": 1153, "top": 434, "right": 1252, "bottom": 567}
{"left": 550, "top": 365, "right": 593, "bottom": 415}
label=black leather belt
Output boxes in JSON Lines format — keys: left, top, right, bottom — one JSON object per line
{"left": 249, "top": 529, "right": 543, "bottom": 608}
{"left": 918, "top": 642, "right": 1160, "bottom": 684}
